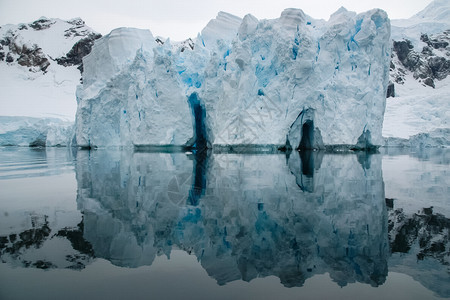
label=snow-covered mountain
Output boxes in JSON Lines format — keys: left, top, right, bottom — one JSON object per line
{"left": 384, "top": 0, "right": 450, "bottom": 147}
{"left": 0, "top": 17, "right": 100, "bottom": 146}
{"left": 0, "top": 17, "right": 100, "bottom": 119}
{"left": 391, "top": 0, "right": 450, "bottom": 46}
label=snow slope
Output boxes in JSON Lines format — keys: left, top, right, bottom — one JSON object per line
{"left": 0, "top": 17, "right": 100, "bottom": 121}
{"left": 384, "top": 0, "right": 450, "bottom": 147}
{"left": 0, "top": 63, "right": 80, "bottom": 120}
{"left": 383, "top": 75, "right": 450, "bottom": 139}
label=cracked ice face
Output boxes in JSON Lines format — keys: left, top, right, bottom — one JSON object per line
{"left": 75, "top": 8, "right": 390, "bottom": 149}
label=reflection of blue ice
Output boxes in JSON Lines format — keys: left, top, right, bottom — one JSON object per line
{"left": 75, "top": 150, "right": 388, "bottom": 288}
{"left": 187, "top": 150, "right": 209, "bottom": 206}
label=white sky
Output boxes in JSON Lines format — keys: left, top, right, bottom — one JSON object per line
{"left": 0, "top": 0, "right": 434, "bottom": 41}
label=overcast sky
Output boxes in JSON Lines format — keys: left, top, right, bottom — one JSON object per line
{"left": 0, "top": 0, "right": 433, "bottom": 41}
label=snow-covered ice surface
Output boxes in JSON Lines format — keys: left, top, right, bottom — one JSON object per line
{"left": 0, "top": 116, "right": 73, "bottom": 147}
{"left": 75, "top": 8, "right": 391, "bottom": 149}
{"left": 0, "top": 62, "right": 80, "bottom": 121}
{"left": 383, "top": 76, "right": 450, "bottom": 140}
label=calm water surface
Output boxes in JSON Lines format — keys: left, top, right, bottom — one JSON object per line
{"left": 0, "top": 147, "right": 449, "bottom": 300}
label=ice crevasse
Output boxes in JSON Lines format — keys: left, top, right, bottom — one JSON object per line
{"left": 75, "top": 8, "right": 391, "bottom": 150}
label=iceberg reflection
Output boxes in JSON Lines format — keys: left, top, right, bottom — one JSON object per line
{"left": 75, "top": 150, "right": 388, "bottom": 287}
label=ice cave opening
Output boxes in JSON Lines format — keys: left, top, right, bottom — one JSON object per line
{"left": 187, "top": 93, "right": 208, "bottom": 150}
{"left": 299, "top": 120, "right": 314, "bottom": 150}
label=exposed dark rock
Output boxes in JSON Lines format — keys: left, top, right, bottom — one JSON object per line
{"left": 1, "top": 18, "right": 100, "bottom": 77}
{"left": 9, "top": 234, "right": 17, "bottom": 243}
{"left": 423, "top": 77, "right": 435, "bottom": 88}
{"left": 64, "top": 20, "right": 92, "bottom": 38}
{"left": 16, "top": 44, "right": 50, "bottom": 72}
{"left": 56, "top": 33, "right": 102, "bottom": 73}
{"left": 155, "top": 38, "right": 164, "bottom": 45}
{"left": 405, "top": 51, "right": 421, "bottom": 71}
{"left": 29, "top": 17, "right": 55, "bottom": 30}
{"left": 386, "top": 82, "right": 395, "bottom": 98}
{"left": 422, "top": 45, "right": 433, "bottom": 56}
{"left": 0, "top": 39, "right": 8, "bottom": 47}
{"left": 423, "top": 207, "right": 433, "bottom": 215}
{"left": 385, "top": 198, "right": 394, "bottom": 209}
{"left": 33, "top": 260, "right": 55, "bottom": 269}
{"left": 67, "top": 18, "right": 85, "bottom": 26}
{"left": 421, "top": 33, "right": 449, "bottom": 49}
{"left": 393, "top": 68, "right": 406, "bottom": 84}
{"left": 391, "top": 31, "right": 450, "bottom": 87}
{"left": 180, "top": 38, "right": 195, "bottom": 52}
{"left": 2, "top": 31, "right": 51, "bottom": 72}
{"left": 389, "top": 61, "right": 395, "bottom": 70}
{"left": 5, "top": 52, "right": 13, "bottom": 63}
{"left": 393, "top": 40, "right": 413, "bottom": 64}
{"left": 429, "top": 56, "right": 450, "bottom": 80}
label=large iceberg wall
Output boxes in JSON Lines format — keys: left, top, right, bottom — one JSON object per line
{"left": 75, "top": 8, "right": 391, "bottom": 149}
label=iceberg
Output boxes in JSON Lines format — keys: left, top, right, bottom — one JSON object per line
{"left": 0, "top": 116, "right": 73, "bottom": 147}
{"left": 75, "top": 8, "right": 391, "bottom": 150}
